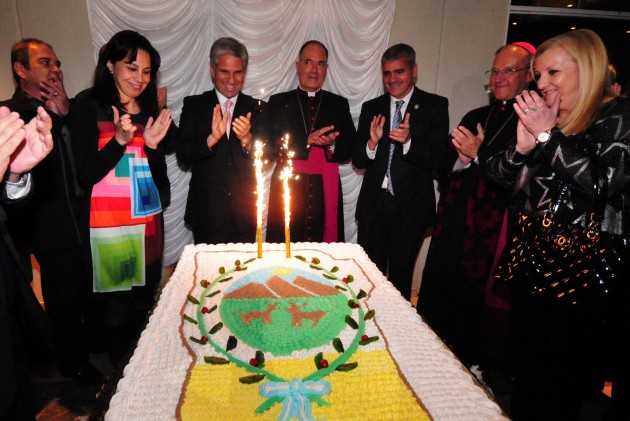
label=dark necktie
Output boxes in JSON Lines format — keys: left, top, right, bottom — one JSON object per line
{"left": 386, "top": 100, "right": 404, "bottom": 195}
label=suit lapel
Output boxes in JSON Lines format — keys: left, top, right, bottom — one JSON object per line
{"left": 204, "top": 89, "right": 220, "bottom": 108}
{"left": 229, "top": 95, "right": 244, "bottom": 142}
{"left": 232, "top": 94, "right": 248, "bottom": 119}
{"left": 379, "top": 94, "right": 392, "bottom": 138}
{"left": 406, "top": 87, "right": 423, "bottom": 121}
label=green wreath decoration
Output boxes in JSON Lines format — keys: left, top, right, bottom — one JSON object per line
{"left": 183, "top": 255, "right": 379, "bottom": 416}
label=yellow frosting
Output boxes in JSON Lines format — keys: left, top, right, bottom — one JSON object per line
{"left": 180, "top": 350, "right": 430, "bottom": 420}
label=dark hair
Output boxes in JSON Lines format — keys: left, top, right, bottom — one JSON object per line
{"left": 91, "top": 30, "right": 161, "bottom": 117}
{"left": 298, "top": 40, "right": 329, "bottom": 61}
{"left": 10, "top": 38, "right": 53, "bottom": 85}
{"left": 210, "top": 37, "right": 248, "bottom": 70}
{"left": 382, "top": 43, "right": 416, "bottom": 69}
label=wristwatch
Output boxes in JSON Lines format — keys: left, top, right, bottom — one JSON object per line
{"left": 536, "top": 129, "right": 553, "bottom": 145}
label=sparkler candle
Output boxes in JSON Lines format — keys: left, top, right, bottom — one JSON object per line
{"left": 280, "top": 134, "right": 294, "bottom": 257}
{"left": 254, "top": 141, "right": 264, "bottom": 258}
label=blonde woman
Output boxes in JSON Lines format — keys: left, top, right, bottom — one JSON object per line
{"left": 487, "top": 29, "right": 630, "bottom": 420}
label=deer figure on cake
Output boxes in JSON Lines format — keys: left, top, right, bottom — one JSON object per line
{"left": 239, "top": 302, "right": 279, "bottom": 326}
{"left": 286, "top": 302, "right": 326, "bottom": 327}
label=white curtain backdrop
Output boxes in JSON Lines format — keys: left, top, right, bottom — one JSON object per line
{"left": 85, "top": 0, "right": 395, "bottom": 266}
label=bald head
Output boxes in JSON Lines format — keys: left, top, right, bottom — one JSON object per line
{"left": 489, "top": 45, "right": 533, "bottom": 101}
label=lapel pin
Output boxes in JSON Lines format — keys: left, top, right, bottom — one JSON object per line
{"left": 414, "top": 104, "right": 420, "bottom": 110}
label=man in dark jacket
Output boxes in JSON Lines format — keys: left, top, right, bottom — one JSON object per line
{"left": 262, "top": 40, "right": 356, "bottom": 243}
{"left": 353, "top": 44, "right": 449, "bottom": 301}
{"left": 177, "top": 37, "right": 265, "bottom": 244}
{"left": 1, "top": 39, "right": 101, "bottom": 385}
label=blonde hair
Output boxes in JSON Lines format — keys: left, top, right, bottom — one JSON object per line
{"left": 535, "top": 29, "right": 614, "bottom": 135}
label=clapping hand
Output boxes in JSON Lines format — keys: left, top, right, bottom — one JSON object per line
{"left": 112, "top": 106, "right": 136, "bottom": 146}
{"left": 308, "top": 125, "right": 338, "bottom": 147}
{"left": 207, "top": 104, "right": 228, "bottom": 149}
{"left": 368, "top": 114, "right": 385, "bottom": 150}
{"left": 144, "top": 108, "right": 172, "bottom": 149}
{"left": 232, "top": 112, "right": 253, "bottom": 148}
{"left": 0, "top": 107, "right": 25, "bottom": 179}
{"left": 1, "top": 106, "right": 54, "bottom": 181}
{"left": 513, "top": 90, "right": 559, "bottom": 154}
{"left": 451, "top": 123, "right": 484, "bottom": 166}
{"left": 389, "top": 113, "right": 410, "bottom": 143}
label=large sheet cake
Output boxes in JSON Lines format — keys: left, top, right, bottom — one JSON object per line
{"left": 105, "top": 243, "right": 506, "bottom": 420}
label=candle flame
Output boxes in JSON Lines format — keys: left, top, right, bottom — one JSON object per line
{"left": 280, "top": 135, "right": 294, "bottom": 228}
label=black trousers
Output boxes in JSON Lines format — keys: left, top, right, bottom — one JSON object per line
{"left": 509, "top": 291, "right": 630, "bottom": 421}
{"left": 35, "top": 246, "right": 91, "bottom": 374}
{"left": 357, "top": 190, "right": 425, "bottom": 301}
{"left": 89, "top": 258, "right": 162, "bottom": 365}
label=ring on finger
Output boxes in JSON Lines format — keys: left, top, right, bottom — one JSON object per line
{"left": 524, "top": 108, "right": 531, "bottom": 114}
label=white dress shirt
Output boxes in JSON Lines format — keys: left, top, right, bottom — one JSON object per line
{"left": 365, "top": 89, "right": 414, "bottom": 189}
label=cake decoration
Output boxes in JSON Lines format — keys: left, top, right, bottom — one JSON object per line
{"left": 183, "top": 254, "right": 379, "bottom": 419}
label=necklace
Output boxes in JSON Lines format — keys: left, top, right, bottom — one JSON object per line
{"left": 482, "top": 101, "right": 515, "bottom": 148}
{"left": 296, "top": 89, "right": 324, "bottom": 136}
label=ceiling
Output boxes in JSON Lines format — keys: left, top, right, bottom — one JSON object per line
{"left": 508, "top": 0, "right": 630, "bottom": 87}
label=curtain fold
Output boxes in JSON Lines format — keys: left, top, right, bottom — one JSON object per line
{"left": 85, "top": 0, "right": 395, "bottom": 265}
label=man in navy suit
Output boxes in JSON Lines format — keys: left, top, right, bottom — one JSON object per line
{"left": 353, "top": 44, "right": 449, "bottom": 301}
{"left": 177, "top": 37, "right": 265, "bottom": 244}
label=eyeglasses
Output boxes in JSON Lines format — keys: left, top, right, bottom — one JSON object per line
{"left": 485, "top": 67, "right": 529, "bottom": 77}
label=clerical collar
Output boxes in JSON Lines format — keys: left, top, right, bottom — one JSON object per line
{"left": 298, "top": 87, "right": 321, "bottom": 98}
{"left": 492, "top": 98, "right": 517, "bottom": 112}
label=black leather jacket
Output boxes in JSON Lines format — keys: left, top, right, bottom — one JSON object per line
{"left": 486, "top": 96, "right": 630, "bottom": 236}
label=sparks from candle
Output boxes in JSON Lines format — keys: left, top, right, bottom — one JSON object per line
{"left": 280, "top": 134, "right": 294, "bottom": 257}
{"left": 280, "top": 134, "right": 294, "bottom": 228}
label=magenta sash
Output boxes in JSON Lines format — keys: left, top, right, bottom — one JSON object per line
{"left": 292, "top": 146, "right": 339, "bottom": 242}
